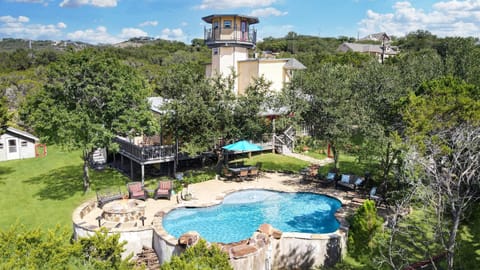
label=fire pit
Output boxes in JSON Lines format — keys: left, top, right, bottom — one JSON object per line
{"left": 102, "top": 199, "right": 146, "bottom": 223}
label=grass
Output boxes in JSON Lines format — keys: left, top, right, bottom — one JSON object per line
{"left": 0, "top": 145, "right": 373, "bottom": 231}
{"left": 302, "top": 151, "right": 327, "bottom": 160}
{"left": 237, "top": 153, "right": 310, "bottom": 173}
{"left": 0, "top": 145, "right": 129, "bottom": 230}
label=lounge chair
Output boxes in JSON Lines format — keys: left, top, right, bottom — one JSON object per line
{"left": 317, "top": 172, "right": 337, "bottom": 187}
{"left": 368, "top": 187, "right": 385, "bottom": 206}
{"left": 127, "top": 182, "right": 148, "bottom": 200}
{"left": 335, "top": 174, "right": 364, "bottom": 191}
{"left": 153, "top": 180, "right": 173, "bottom": 200}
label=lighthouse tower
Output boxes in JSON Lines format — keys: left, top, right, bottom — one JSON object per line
{"left": 202, "top": 14, "right": 259, "bottom": 94}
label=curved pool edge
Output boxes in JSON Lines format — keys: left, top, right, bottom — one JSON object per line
{"left": 72, "top": 173, "right": 358, "bottom": 269}
{"left": 151, "top": 186, "right": 351, "bottom": 267}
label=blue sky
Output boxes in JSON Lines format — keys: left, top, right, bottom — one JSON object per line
{"left": 1, "top": 0, "right": 479, "bottom": 44}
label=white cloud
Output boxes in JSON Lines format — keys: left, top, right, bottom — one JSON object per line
{"left": 197, "top": 0, "right": 277, "bottom": 10}
{"left": 57, "top": 22, "right": 67, "bottom": 29}
{"left": 0, "top": 15, "right": 66, "bottom": 39}
{"left": 0, "top": 15, "right": 29, "bottom": 23}
{"left": 119, "top": 27, "right": 148, "bottom": 39}
{"left": 250, "top": 7, "right": 288, "bottom": 17}
{"left": 60, "top": 0, "right": 117, "bottom": 8}
{"left": 139, "top": 20, "right": 158, "bottom": 27}
{"left": 67, "top": 26, "right": 122, "bottom": 44}
{"left": 358, "top": 1, "right": 480, "bottom": 37}
{"left": 159, "top": 28, "right": 186, "bottom": 41}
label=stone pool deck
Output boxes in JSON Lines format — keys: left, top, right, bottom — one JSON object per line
{"left": 73, "top": 172, "right": 365, "bottom": 232}
{"left": 72, "top": 171, "right": 377, "bottom": 269}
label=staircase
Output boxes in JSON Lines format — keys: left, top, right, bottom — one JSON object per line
{"left": 274, "top": 126, "right": 296, "bottom": 154}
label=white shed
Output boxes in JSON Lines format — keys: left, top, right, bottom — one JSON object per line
{"left": 0, "top": 127, "right": 40, "bottom": 162}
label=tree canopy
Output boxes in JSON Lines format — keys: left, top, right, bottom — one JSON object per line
{"left": 21, "top": 49, "right": 158, "bottom": 190}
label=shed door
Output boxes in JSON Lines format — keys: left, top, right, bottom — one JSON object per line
{"left": 7, "top": 139, "right": 19, "bottom": 160}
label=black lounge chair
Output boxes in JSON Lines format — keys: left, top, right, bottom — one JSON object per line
{"left": 335, "top": 174, "right": 364, "bottom": 191}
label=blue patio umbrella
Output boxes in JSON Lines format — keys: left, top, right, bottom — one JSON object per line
{"left": 222, "top": 140, "right": 263, "bottom": 162}
{"left": 222, "top": 140, "right": 263, "bottom": 152}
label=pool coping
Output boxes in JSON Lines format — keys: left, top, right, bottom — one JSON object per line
{"left": 152, "top": 186, "right": 351, "bottom": 246}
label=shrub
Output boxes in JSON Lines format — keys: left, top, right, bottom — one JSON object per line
{"left": 160, "top": 239, "right": 232, "bottom": 270}
{"left": 0, "top": 224, "right": 134, "bottom": 269}
{"left": 347, "top": 200, "right": 383, "bottom": 260}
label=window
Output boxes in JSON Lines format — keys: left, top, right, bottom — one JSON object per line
{"left": 213, "top": 48, "right": 219, "bottom": 55}
{"left": 21, "top": 141, "right": 27, "bottom": 147}
{"left": 213, "top": 21, "right": 219, "bottom": 29}
{"left": 0, "top": 143, "right": 3, "bottom": 149}
{"left": 223, "top": 20, "right": 232, "bottom": 29}
{"left": 8, "top": 140, "right": 17, "bottom": 153}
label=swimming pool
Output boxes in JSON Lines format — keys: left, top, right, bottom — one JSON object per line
{"left": 163, "top": 189, "right": 342, "bottom": 243}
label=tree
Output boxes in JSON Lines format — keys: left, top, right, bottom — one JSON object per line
{"left": 403, "top": 76, "right": 480, "bottom": 149}
{"left": 0, "top": 224, "right": 133, "bottom": 269}
{"left": 417, "top": 125, "right": 480, "bottom": 270}
{"left": 347, "top": 200, "right": 383, "bottom": 264}
{"left": 295, "top": 63, "right": 360, "bottom": 169}
{"left": 0, "top": 96, "right": 9, "bottom": 133}
{"left": 21, "top": 49, "right": 158, "bottom": 191}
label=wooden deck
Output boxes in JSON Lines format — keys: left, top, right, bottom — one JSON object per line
{"left": 114, "top": 136, "right": 176, "bottom": 165}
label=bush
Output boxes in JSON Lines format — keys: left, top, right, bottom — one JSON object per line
{"left": 0, "top": 224, "right": 134, "bottom": 269}
{"left": 347, "top": 200, "right": 383, "bottom": 260}
{"left": 160, "top": 239, "right": 232, "bottom": 270}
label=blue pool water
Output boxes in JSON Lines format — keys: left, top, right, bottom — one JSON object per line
{"left": 163, "top": 189, "right": 342, "bottom": 243}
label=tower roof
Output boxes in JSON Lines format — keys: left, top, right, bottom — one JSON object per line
{"left": 202, "top": 14, "right": 259, "bottom": 24}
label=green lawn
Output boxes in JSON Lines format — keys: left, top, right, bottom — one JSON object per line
{"left": 240, "top": 153, "right": 310, "bottom": 173}
{"left": 0, "top": 146, "right": 129, "bottom": 230}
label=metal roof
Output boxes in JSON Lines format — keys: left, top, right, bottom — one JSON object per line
{"left": 202, "top": 14, "right": 259, "bottom": 24}
{"left": 284, "top": 58, "right": 307, "bottom": 70}
{"left": 6, "top": 127, "right": 39, "bottom": 141}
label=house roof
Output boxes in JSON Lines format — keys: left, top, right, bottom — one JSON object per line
{"left": 338, "top": 42, "right": 398, "bottom": 55}
{"left": 6, "top": 127, "right": 39, "bottom": 141}
{"left": 202, "top": 14, "right": 259, "bottom": 24}
{"left": 360, "top": 32, "right": 390, "bottom": 42}
{"left": 283, "top": 58, "right": 307, "bottom": 70}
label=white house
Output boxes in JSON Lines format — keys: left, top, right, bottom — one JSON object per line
{"left": 0, "top": 127, "right": 40, "bottom": 162}
{"left": 202, "top": 14, "right": 306, "bottom": 95}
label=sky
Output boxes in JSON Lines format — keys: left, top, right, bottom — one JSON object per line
{"left": 0, "top": 0, "right": 479, "bottom": 44}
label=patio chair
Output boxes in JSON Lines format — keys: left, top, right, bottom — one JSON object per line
{"left": 153, "top": 180, "right": 173, "bottom": 200}
{"left": 127, "top": 182, "right": 148, "bottom": 200}
{"left": 222, "top": 167, "right": 234, "bottom": 180}
{"left": 368, "top": 187, "right": 385, "bottom": 206}
{"left": 248, "top": 167, "right": 259, "bottom": 180}
{"left": 238, "top": 169, "right": 248, "bottom": 180}
{"left": 317, "top": 172, "right": 337, "bottom": 187}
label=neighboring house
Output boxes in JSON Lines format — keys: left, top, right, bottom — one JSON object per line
{"left": 338, "top": 32, "right": 398, "bottom": 63}
{"left": 0, "top": 127, "right": 39, "bottom": 162}
{"left": 202, "top": 14, "right": 306, "bottom": 95}
{"left": 337, "top": 42, "right": 399, "bottom": 63}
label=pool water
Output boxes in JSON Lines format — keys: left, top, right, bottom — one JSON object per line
{"left": 163, "top": 189, "right": 342, "bottom": 243}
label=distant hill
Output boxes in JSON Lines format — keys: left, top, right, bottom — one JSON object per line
{"left": 0, "top": 38, "right": 93, "bottom": 52}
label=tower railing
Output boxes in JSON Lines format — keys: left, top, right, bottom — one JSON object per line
{"left": 204, "top": 25, "right": 256, "bottom": 45}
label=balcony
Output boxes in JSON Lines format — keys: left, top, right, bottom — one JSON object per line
{"left": 114, "top": 136, "right": 176, "bottom": 164}
{"left": 204, "top": 26, "right": 257, "bottom": 48}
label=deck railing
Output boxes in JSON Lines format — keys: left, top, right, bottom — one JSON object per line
{"left": 114, "top": 136, "right": 175, "bottom": 162}
{"left": 204, "top": 26, "right": 256, "bottom": 44}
